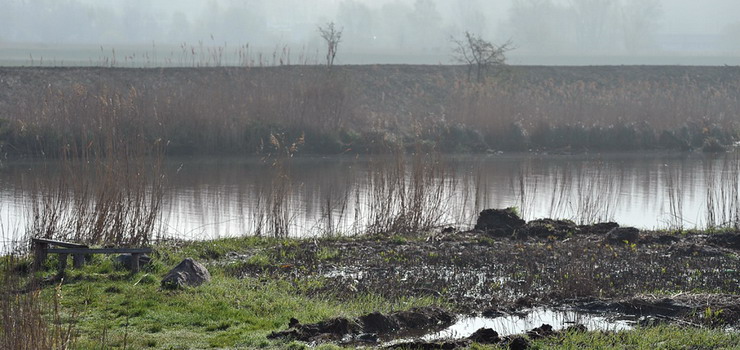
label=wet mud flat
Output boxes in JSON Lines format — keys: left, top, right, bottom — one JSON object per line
{"left": 215, "top": 217, "right": 739, "bottom": 347}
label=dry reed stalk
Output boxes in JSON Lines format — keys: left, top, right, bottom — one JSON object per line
{"left": 26, "top": 87, "right": 166, "bottom": 246}
{"left": 705, "top": 153, "right": 740, "bottom": 229}
{"left": 365, "top": 148, "right": 453, "bottom": 234}
{"left": 1, "top": 256, "right": 75, "bottom": 350}
{"left": 251, "top": 133, "right": 304, "bottom": 238}
{"left": 664, "top": 165, "right": 685, "bottom": 230}
{"left": 571, "top": 164, "right": 622, "bottom": 224}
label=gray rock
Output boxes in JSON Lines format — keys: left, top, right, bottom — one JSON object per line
{"left": 161, "top": 258, "right": 211, "bottom": 289}
{"left": 605, "top": 227, "right": 640, "bottom": 243}
{"left": 115, "top": 254, "right": 151, "bottom": 269}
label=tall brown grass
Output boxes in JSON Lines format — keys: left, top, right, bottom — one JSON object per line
{"left": 24, "top": 86, "right": 166, "bottom": 246}
{"left": 705, "top": 153, "right": 740, "bottom": 229}
{"left": 365, "top": 147, "right": 453, "bottom": 234}
{"left": 252, "top": 133, "right": 303, "bottom": 238}
{"left": 1, "top": 256, "right": 75, "bottom": 350}
{"left": 2, "top": 66, "right": 737, "bottom": 158}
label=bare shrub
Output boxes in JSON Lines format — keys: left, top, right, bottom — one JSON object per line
{"left": 318, "top": 22, "right": 343, "bottom": 67}
{"left": 452, "top": 31, "right": 512, "bottom": 82}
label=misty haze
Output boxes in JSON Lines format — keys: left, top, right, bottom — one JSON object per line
{"left": 2, "top": 0, "right": 740, "bottom": 65}
{"left": 1, "top": 1, "right": 739, "bottom": 349}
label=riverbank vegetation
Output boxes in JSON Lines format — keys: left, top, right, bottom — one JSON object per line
{"left": 0, "top": 65, "right": 738, "bottom": 158}
{"left": 1, "top": 230, "right": 738, "bottom": 349}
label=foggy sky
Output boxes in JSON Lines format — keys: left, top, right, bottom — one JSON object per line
{"left": 2, "top": 0, "right": 740, "bottom": 65}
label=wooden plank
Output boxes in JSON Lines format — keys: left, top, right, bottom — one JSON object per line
{"left": 131, "top": 253, "right": 140, "bottom": 273}
{"left": 73, "top": 254, "right": 85, "bottom": 268}
{"left": 32, "top": 238, "right": 88, "bottom": 248}
{"left": 46, "top": 248, "right": 152, "bottom": 254}
{"left": 33, "top": 241, "right": 49, "bottom": 271}
{"left": 58, "top": 253, "right": 68, "bottom": 276}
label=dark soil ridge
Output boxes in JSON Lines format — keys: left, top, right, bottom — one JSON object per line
{"left": 268, "top": 305, "right": 582, "bottom": 348}
{"left": 269, "top": 292, "right": 740, "bottom": 348}
{"left": 572, "top": 293, "right": 740, "bottom": 327}
{"left": 267, "top": 306, "right": 454, "bottom": 344}
{"left": 386, "top": 323, "right": 577, "bottom": 350}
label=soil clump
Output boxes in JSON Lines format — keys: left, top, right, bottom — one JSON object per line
{"left": 268, "top": 306, "right": 454, "bottom": 344}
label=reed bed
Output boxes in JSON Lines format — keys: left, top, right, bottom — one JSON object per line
{"left": 1, "top": 66, "right": 737, "bottom": 159}
{"left": 445, "top": 76, "right": 740, "bottom": 152}
{"left": 22, "top": 85, "right": 166, "bottom": 246}
{"left": 365, "top": 149, "right": 453, "bottom": 234}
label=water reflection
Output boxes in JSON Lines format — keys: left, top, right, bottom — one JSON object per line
{"left": 425, "top": 308, "right": 634, "bottom": 340}
{"left": 1, "top": 152, "right": 738, "bottom": 246}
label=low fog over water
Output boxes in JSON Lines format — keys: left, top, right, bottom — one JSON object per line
{"left": 2, "top": 0, "right": 740, "bottom": 65}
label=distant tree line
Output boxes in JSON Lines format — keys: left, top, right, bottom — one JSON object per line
{"left": 1, "top": 0, "right": 701, "bottom": 58}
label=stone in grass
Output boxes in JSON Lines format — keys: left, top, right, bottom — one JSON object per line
{"left": 604, "top": 227, "right": 640, "bottom": 244}
{"left": 114, "top": 254, "right": 151, "bottom": 270}
{"left": 161, "top": 258, "right": 211, "bottom": 290}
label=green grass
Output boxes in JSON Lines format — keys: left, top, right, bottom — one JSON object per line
{"left": 468, "top": 325, "right": 740, "bottom": 349}
{"left": 7, "top": 235, "right": 738, "bottom": 349}
{"left": 28, "top": 237, "right": 439, "bottom": 349}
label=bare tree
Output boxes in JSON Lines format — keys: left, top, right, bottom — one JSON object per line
{"left": 452, "top": 31, "right": 512, "bottom": 82}
{"left": 318, "top": 22, "right": 343, "bottom": 67}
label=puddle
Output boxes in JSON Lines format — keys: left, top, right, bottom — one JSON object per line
{"left": 423, "top": 308, "right": 634, "bottom": 340}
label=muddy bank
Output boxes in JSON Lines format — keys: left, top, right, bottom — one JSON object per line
{"left": 188, "top": 211, "right": 740, "bottom": 347}
{"left": 223, "top": 222, "right": 739, "bottom": 313}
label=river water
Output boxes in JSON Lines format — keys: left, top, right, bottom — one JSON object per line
{"left": 1, "top": 152, "right": 738, "bottom": 248}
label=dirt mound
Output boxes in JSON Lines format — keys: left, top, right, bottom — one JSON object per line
{"left": 707, "top": 232, "right": 740, "bottom": 250}
{"left": 517, "top": 218, "right": 578, "bottom": 239}
{"left": 474, "top": 208, "right": 525, "bottom": 236}
{"left": 604, "top": 227, "right": 640, "bottom": 243}
{"left": 268, "top": 306, "right": 454, "bottom": 344}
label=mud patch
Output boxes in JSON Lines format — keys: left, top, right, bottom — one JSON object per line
{"left": 575, "top": 293, "right": 740, "bottom": 327}
{"left": 267, "top": 306, "right": 454, "bottom": 344}
{"left": 226, "top": 228, "right": 739, "bottom": 313}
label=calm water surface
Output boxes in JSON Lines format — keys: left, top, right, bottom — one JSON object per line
{"left": 1, "top": 152, "right": 738, "bottom": 247}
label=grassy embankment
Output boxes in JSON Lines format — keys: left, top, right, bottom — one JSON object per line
{"left": 0, "top": 65, "right": 739, "bottom": 157}
{"left": 1, "top": 237, "right": 439, "bottom": 349}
